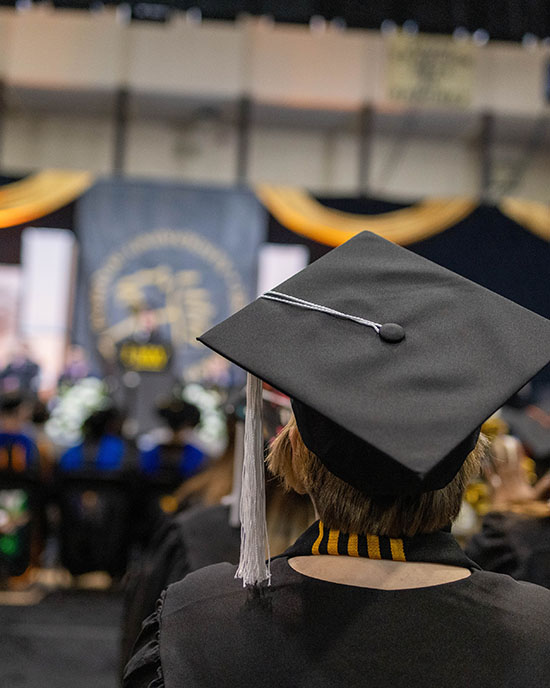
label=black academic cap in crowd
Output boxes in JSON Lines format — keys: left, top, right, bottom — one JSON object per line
{"left": 501, "top": 401, "right": 550, "bottom": 461}
{"left": 0, "top": 393, "right": 27, "bottom": 414}
{"left": 156, "top": 397, "right": 201, "bottom": 430}
{"left": 198, "top": 231, "right": 550, "bottom": 496}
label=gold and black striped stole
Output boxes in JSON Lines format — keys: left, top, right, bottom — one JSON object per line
{"left": 310, "top": 521, "right": 406, "bottom": 562}
{"left": 276, "top": 520, "right": 480, "bottom": 569}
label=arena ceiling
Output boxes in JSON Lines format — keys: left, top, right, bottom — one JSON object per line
{"left": 1, "top": 1, "right": 549, "bottom": 43}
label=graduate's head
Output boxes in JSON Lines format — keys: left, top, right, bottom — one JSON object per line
{"left": 156, "top": 398, "right": 201, "bottom": 433}
{"left": 198, "top": 231, "right": 550, "bottom": 584}
{"left": 82, "top": 405, "right": 124, "bottom": 442}
{"left": 0, "top": 392, "right": 27, "bottom": 417}
{"left": 0, "top": 392, "right": 31, "bottom": 430}
{"left": 268, "top": 414, "right": 486, "bottom": 537}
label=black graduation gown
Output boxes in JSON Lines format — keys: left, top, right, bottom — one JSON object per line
{"left": 465, "top": 511, "right": 550, "bottom": 588}
{"left": 120, "top": 504, "right": 240, "bottom": 670}
{"left": 124, "top": 522, "right": 550, "bottom": 688}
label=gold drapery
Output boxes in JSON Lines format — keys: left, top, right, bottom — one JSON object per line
{"left": 499, "top": 197, "right": 550, "bottom": 242}
{"left": 1, "top": 173, "right": 547, "bottom": 243}
{"left": 258, "top": 185, "right": 550, "bottom": 246}
{"left": 0, "top": 170, "right": 94, "bottom": 229}
{"left": 256, "top": 185, "right": 478, "bottom": 246}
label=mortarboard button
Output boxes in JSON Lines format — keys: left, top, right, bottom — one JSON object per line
{"left": 379, "top": 323, "right": 405, "bottom": 343}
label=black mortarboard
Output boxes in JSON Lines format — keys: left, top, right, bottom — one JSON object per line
{"left": 199, "top": 231, "right": 550, "bottom": 499}
{"left": 156, "top": 397, "right": 201, "bottom": 430}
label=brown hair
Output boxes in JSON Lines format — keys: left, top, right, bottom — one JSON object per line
{"left": 173, "top": 450, "right": 234, "bottom": 509}
{"left": 267, "top": 415, "right": 487, "bottom": 538}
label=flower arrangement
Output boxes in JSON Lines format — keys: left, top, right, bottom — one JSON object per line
{"left": 181, "top": 383, "right": 227, "bottom": 457}
{"left": 45, "top": 377, "right": 108, "bottom": 447}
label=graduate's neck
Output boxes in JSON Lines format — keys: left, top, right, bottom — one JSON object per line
{"left": 288, "top": 555, "right": 471, "bottom": 590}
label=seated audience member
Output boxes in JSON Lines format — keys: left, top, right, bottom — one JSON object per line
{"left": 125, "top": 231, "right": 550, "bottom": 688}
{"left": 30, "top": 400, "right": 56, "bottom": 482}
{"left": 139, "top": 398, "right": 205, "bottom": 485}
{"left": 501, "top": 394, "right": 550, "bottom": 478}
{"left": 59, "top": 406, "right": 126, "bottom": 473}
{"left": 0, "top": 342, "right": 40, "bottom": 395}
{"left": 57, "top": 345, "right": 91, "bottom": 390}
{"left": 120, "top": 409, "right": 314, "bottom": 669}
{"left": 133, "top": 398, "right": 205, "bottom": 546}
{"left": 122, "top": 416, "right": 235, "bottom": 668}
{"left": 57, "top": 405, "right": 133, "bottom": 578}
{"left": 0, "top": 393, "right": 39, "bottom": 472}
{"left": 466, "top": 435, "right": 550, "bottom": 588}
{"left": 0, "top": 393, "right": 42, "bottom": 578}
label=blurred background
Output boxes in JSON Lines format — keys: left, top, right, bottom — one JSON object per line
{"left": 0, "top": 2, "right": 549, "bottom": 687}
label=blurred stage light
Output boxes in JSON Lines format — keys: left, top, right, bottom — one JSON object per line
{"left": 115, "top": 2, "right": 131, "bottom": 24}
{"left": 472, "top": 29, "right": 490, "bottom": 46}
{"left": 132, "top": 3, "right": 171, "bottom": 23}
{"left": 329, "top": 17, "right": 347, "bottom": 32}
{"left": 15, "top": 0, "right": 32, "bottom": 12}
{"left": 452, "top": 27, "right": 470, "bottom": 42}
{"left": 187, "top": 7, "right": 202, "bottom": 25}
{"left": 309, "top": 15, "right": 327, "bottom": 35}
{"left": 402, "top": 20, "right": 419, "bottom": 35}
{"left": 522, "top": 32, "right": 539, "bottom": 50}
{"left": 380, "top": 19, "right": 398, "bottom": 35}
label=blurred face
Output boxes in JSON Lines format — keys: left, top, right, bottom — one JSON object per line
{"left": 139, "top": 309, "right": 157, "bottom": 333}
{"left": 0, "top": 402, "right": 30, "bottom": 430}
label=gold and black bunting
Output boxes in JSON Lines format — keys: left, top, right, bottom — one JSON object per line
{"left": 256, "top": 184, "right": 477, "bottom": 246}
{"left": 0, "top": 174, "right": 547, "bottom": 245}
{"left": 0, "top": 170, "right": 94, "bottom": 229}
{"left": 257, "top": 184, "right": 550, "bottom": 247}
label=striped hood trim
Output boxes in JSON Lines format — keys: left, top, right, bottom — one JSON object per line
{"left": 275, "top": 520, "right": 479, "bottom": 570}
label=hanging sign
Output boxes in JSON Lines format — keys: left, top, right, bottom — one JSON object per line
{"left": 385, "top": 32, "right": 475, "bottom": 108}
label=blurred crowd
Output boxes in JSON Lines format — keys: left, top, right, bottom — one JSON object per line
{"left": 0, "top": 341, "right": 219, "bottom": 588}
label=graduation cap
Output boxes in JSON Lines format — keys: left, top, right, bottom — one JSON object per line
{"left": 156, "top": 397, "right": 201, "bottom": 431}
{"left": 198, "top": 231, "right": 550, "bottom": 584}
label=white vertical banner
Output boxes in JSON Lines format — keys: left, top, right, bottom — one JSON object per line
{"left": 0, "top": 265, "right": 22, "bottom": 369}
{"left": 256, "top": 243, "right": 309, "bottom": 297}
{"left": 20, "top": 228, "right": 77, "bottom": 393}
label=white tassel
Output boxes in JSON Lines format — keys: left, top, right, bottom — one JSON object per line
{"left": 227, "top": 419, "right": 244, "bottom": 528}
{"left": 235, "top": 373, "right": 271, "bottom": 587}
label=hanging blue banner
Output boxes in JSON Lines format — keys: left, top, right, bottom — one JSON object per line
{"left": 74, "top": 179, "right": 266, "bottom": 385}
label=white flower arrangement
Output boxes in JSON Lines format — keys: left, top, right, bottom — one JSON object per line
{"left": 45, "top": 377, "right": 109, "bottom": 448}
{"left": 181, "top": 383, "right": 227, "bottom": 457}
